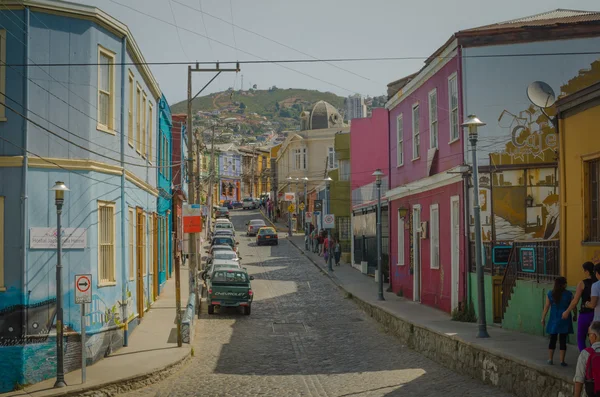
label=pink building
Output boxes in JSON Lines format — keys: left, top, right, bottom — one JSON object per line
{"left": 385, "top": 47, "right": 467, "bottom": 313}
{"left": 350, "top": 108, "right": 390, "bottom": 276}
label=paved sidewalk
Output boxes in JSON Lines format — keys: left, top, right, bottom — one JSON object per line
{"left": 282, "top": 232, "right": 578, "bottom": 383}
{"left": 3, "top": 267, "right": 192, "bottom": 397}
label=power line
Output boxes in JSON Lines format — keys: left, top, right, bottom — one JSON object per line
{"left": 228, "top": 0, "right": 238, "bottom": 60}
{"left": 168, "top": 0, "right": 192, "bottom": 62}
{"left": 5, "top": 52, "right": 600, "bottom": 68}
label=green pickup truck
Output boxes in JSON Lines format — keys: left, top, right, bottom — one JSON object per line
{"left": 206, "top": 268, "right": 254, "bottom": 315}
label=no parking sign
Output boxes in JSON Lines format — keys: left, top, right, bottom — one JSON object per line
{"left": 323, "top": 214, "right": 335, "bottom": 229}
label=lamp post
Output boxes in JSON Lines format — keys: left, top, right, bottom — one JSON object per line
{"left": 302, "top": 177, "right": 309, "bottom": 250}
{"left": 461, "top": 114, "right": 490, "bottom": 339}
{"left": 325, "top": 176, "right": 333, "bottom": 272}
{"left": 372, "top": 169, "right": 385, "bottom": 301}
{"left": 50, "top": 181, "right": 69, "bottom": 388}
{"left": 287, "top": 176, "right": 293, "bottom": 237}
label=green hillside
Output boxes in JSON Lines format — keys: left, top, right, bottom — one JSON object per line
{"left": 170, "top": 87, "right": 345, "bottom": 117}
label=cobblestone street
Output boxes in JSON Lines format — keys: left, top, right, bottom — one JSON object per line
{"left": 119, "top": 210, "right": 514, "bottom": 397}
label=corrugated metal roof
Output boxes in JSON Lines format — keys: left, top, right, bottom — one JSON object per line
{"left": 461, "top": 9, "right": 600, "bottom": 32}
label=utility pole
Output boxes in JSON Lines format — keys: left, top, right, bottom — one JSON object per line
{"left": 186, "top": 62, "right": 239, "bottom": 320}
{"left": 250, "top": 145, "right": 256, "bottom": 198}
{"left": 206, "top": 124, "right": 217, "bottom": 240}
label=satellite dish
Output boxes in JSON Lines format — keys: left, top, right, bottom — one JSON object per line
{"left": 527, "top": 81, "right": 556, "bottom": 108}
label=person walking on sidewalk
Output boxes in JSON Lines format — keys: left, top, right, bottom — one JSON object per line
{"left": 542, "top": 276, "right": 575, "bottom": 366}
{"left": 573, "top": 321, "right": 600, "bottom": 397}
{"left": 323, "top": 235, "right": 330, "bottom": 263}
{"left": 312, "top": 229, "right": 319, "bottom": 254}
{"left": 334, "top": 239, "right": 341, "bottom": 266}
{"left": 563, "top": 261, "right": 597, "bottom": 351}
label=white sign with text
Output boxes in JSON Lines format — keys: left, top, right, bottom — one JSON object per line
{"left": 30, "top": 227, "right": 87, "bottom": 249}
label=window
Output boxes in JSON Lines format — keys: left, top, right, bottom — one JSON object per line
{"left": 0, "top": 30, "right": 6, "bottom": 121}
{"left": 339, "top": 159, "right": 350, "bottom": 181}
{"left": 302, "top": 148, "right": 307, "bottom": 170}
{"left": 295, "top": 148, "right": 301, "bottom": 169}
{"left": 0, "top": 196, "right": 4, "bottom": 290}
{"left": 412, "top": 104, "right": 420, "bottom": 159}
{"left": 429, "top": 89, "right": 438, "bottom": 149}
{"left": 397, "top": 209, "right": 404, "bottom": 266}
{"left": 98, "top": 201, "right": 116, "bottom": 284}
{"left": 128, "top": 71, "right": 134, "bottom": 146}
{"left": 148, "top": 214, "right": 154, "bottom": 275}
{"left": 587, "top": 159, "right": 600, "bottom": 242}
{"left": 262, "top": 157, "right": 267, "bottom": 169}
{"left": 328, "top": 147, "right": 337, "bottom": 169}
{"left": 142, "top": 93, "right": 147, "bottom": 158}
{"left": 128, "top": 207, "right": 135, "bottom": 280}
{"left": 430, "top": 204, "right": 440, "bottom": 269}
{"left": 148, "top": 103, "right": 153, "bottom": 162}
{"left": 396, "top": 114, "right": 403, "bottom": 166}
{"left": 136, "top": 84, "right": 142, "bottom": 153}
{"left": 97, "top": 46, "right": 115, "bottom": 132}
{"left": 449, "top": 74, "right": 459, "bottom": 141}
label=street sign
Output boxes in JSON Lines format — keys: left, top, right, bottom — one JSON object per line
{"left": 323, "top": 214, "right": 335, "bottom": 229}
{"left": 288, "top": 203, "right": 296, "bottom": 213}
{"left": 305, "top": 212, "right": 313, "bottom": 222}
{"left": 75, "top": 274, "right": 92, "bottom": 304}
{"left": 284, "top": 192, "right": 295, "bottom": 202}
{"left": 183, "top": 204, "right": 202, "bottom": 233}
{"left": 314, "top": 200, "right": 323, "bottom": 211}
{"left": 299, "top": 202, "right": 305, "bottom": 211}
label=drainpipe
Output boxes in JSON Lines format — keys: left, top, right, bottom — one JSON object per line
{"left": 387, "top": 109, "right": 392, "bottom": 290}
{"left": 120, "top": 36, "right": 128, "bottom": 347}
{"left": 21, "top": 6, "right": 30, "bottom": 344}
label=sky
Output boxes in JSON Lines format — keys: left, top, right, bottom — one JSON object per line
{"left": 73, "top": 0, "right": 600, "bottom": 105}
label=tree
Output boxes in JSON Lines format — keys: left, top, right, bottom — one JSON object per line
{"left": 275, "top": 102, "right": 280, "bottom": 111}
{"left": 239, "top": 102, "right": 247, "bottom": 109}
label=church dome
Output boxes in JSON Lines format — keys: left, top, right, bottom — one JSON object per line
{"left": 309, "top": 101, "right": 344, "bottom": 130}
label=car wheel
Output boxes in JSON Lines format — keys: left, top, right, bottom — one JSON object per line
{"left": 208, "top": 305, "right": 214, "bottom": 315}
{"left": 244, "top": 305, "right": 251, "bottom": 315}
{"left": 275, "top": 242, "right": 279, "bottom": 245}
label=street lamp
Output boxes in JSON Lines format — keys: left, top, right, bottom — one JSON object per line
{"left": 302, "top": 177, "right": 309, "bottom": 250}
{"left": 372, "top": 169, "right": 385, "bottom": 301}
{"left": 461, "top": 114, "right": 490, "bottom": 339}
{"left": 287, "top": 176, "right": 293, "bottom": 237}
{"left": 324, "top": 176, "right": 333, "bottom": 272}
{"left": 50, "top": 181, "right": 69, "bottom": 388}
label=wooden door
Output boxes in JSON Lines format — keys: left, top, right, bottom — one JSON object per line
{"left": 152, "top": 214, "right": 158, "bottom": 300}
{"left": 136, "top": 208, "right": 144, "bottom": 319}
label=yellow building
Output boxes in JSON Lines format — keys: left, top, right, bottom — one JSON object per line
{"left": 557, "top": 81, "right": 600, "bottom": 281}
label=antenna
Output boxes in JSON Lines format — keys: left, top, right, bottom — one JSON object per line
{"left": 526, "top": 81, "right": 558, "bottom": 128}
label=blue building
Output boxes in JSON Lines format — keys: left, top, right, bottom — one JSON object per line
{"left": 217, "top": 144, "right": 242, "bottom": 203}
{"left": 0, "top": 1, "right": 165, "bottom": 391}
{"left": 157, "top": 95, "right": 172, "bottom": 293}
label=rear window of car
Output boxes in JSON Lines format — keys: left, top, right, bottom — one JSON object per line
{"left": 219, "top": 207, "right": 228, "bottom": 211}
{"left": 212, "top": 271, "right": 248, "bottom": 283}
{"left": 216, "top": 223, "right": 232, "bottom": 228}
{"left": 243, "top": 198, "right": 253, "bottom": 202}
{"left": 250, "top": 220, "right": 265, "bottom": 225}
{"left": 214, "top": 252, "right": 237, "bottom": 260}
{"left": 259, "top": 228, "right": 275, "bottom": 234}
{"left": 213, "top": 237, "right": 234, "bottom": 246}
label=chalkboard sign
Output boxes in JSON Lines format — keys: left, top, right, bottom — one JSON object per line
{"left": 520, "top": 248, "right": 536, "bottom": 273}
{"left": 492, "top": 246, "right": 512, "bottom": 265}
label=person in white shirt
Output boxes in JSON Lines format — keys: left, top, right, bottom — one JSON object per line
{"left": 574, "top": 321, "right": 600, "bottom": 397}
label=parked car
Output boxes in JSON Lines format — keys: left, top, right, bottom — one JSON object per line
{"left": 215, "top": 207, "right": 230, "bottom": 218}
{"left": 214, "top": 221, "right": 235, "bottom": 232}
{"left": 256, "top": 226, "right": 278, "bottom": 246}
{"left": 207, "top": 249, "right": 240, "bottom": 266}
{"left": 213, "top": 229, "right": 234, "bottom": 239}
{"left": 210, "top": 236, "right": 238, "bottom": 253}
{"left": 242, "top": 197, "right": 258, "bottom": 210}
{"left": 222, "top": 200, "right": 234, "bottom": 210}
{"left": 232, "top": 201, "right": 243, "bottom": 209}
{"left": 246, "top": 219, "right": 266, "bottom": 236}
{"left": 206, "top": 268, "right": 254, "bottom": 315}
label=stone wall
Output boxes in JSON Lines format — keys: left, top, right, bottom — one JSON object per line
{"left": 350, "top": 295, "right": 573, "bottom": 397}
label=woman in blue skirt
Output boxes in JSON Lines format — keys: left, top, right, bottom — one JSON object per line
{"left": 541, "top": 276, "right": 575, "bottom": 366}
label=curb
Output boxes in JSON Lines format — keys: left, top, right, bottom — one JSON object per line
{"left": 286, "top": 237, "right": 574, "bottom": 397}
{"left": 5, "top": 349, "right": 192, "bottom": 397}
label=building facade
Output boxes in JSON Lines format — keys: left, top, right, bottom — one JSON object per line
{"left": 218, "top": 144, "right": 241, "bottom": 203}
{"left": 345, "top": 94, "right": 367, "bottom": 121}
{"left": 557, "top": 79, "right": 600, "bottom": 284}
{"left": 0, "top": 1, "right": 164, "bottom": 391}
{"left": 350, "top": 108, "right": 390, "bottom": 276}
{"left": 385, "top": 50, "right": 466, "bottom": 314}
{"left": 157, "top": 94, "right": 172, "bottom": 292}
